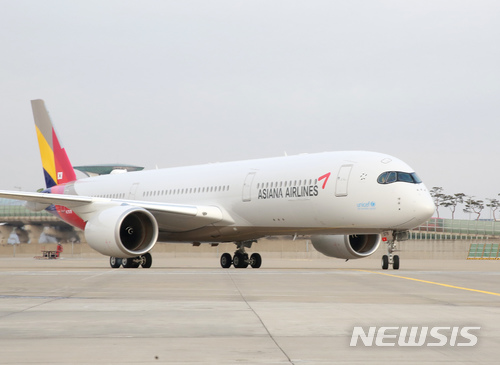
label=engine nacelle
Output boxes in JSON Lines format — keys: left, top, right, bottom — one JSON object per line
{"left": 311, "top": 234, "right": 381, "bottom": 260}
{"left": 84, "top": 206, "right": 159, "bottom": 258}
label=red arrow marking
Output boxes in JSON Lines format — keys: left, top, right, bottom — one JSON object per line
{"left": 318, "top": 172, "right": 331, "bottom": 189}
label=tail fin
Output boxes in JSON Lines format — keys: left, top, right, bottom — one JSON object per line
{"left": 31, "top": 99, "right": 77, "bottom": 188}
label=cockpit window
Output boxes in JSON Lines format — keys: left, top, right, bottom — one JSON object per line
{"left": 387, "top": 171, "right": 397, "bottom": 183}
{"left": 411, "top": 172, "right": 422, "bottom": 183}
{"left": 398, "top": 172, "right": 414, "bottom": 183}
{"left": 377, "top": 171, "right": 422, "bottom": 184}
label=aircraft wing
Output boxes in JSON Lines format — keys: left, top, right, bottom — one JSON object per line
{"left": 0, "top": 190, "right": 92, "bottom": 209}
{"left": 0, "top": 190, "right": 227, "bottom": 231}
{"left": 120, "top": 200, "right": 226, "bottom": 231}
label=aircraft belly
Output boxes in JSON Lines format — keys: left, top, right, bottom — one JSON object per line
{"left": 157, "top": 225, "right": 385, "bottom": 243}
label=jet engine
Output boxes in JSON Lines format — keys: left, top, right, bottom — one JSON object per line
{"left": 84, "top": 205, "right": 158, "bottom": 258}
{"left": 311, "top": 234, "right": 381, "bottom": 260}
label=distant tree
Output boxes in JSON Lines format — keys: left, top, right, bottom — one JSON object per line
{"left": 429, "top": 187, "right": 445, "bottom": 218}
{"left": 486, "top": 196, "right": 500, "bottom": 221}
{"left": 442, "top": 193, "right": 465, "bottom": 220}
{"left": 463, "top": 196, "right": 485, "bottom": 220}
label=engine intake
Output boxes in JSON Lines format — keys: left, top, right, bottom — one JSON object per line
{"left": 311, "top": 234, "right": 381, "bottom": 260}
{"left": 84, "top": 205, "right": 158, "bottom": 258}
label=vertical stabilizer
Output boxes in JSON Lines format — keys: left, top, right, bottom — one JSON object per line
{"left": 31, "top": 99, "right": 77, "bottom": 188}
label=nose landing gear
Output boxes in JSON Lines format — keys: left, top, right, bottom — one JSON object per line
{"left": 381, "top": 231, "right": 408, "bottom": 270}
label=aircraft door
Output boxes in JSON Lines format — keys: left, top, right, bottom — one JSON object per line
{"left": 242, "top": 172, "right": 256, "bottom": 202}
{"left": 128, "top": 182, "right": 140, "bottom": 200}
{"left": 335, "top": 165, "right": 352, "bottom": 197}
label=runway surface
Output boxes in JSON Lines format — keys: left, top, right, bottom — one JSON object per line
{"left": 0, "top": 256, "right": 499, "bottom": 364}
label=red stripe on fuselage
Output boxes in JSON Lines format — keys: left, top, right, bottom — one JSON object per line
{"left": 54, "top": 204, "right": 86, "bottom": 230}
{"left": 48, "top": 184, "right": 86, "bottom": 230}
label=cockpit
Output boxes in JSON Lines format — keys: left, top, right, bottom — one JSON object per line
{"left": 377, "top": 171, "right": 422, "bottom": 184}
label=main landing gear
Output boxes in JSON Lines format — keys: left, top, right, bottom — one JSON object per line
{"left": 109, "top": 252, "right": 153, "bottom": 269}
{"left": 220, "top": 240, "right": 262, "bottom": 269}
{"left": 381, "top": 230, "right": 409, "bottom": 270}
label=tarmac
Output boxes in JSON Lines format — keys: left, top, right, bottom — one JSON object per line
{"left": 0, "top": 255, "right": 499, "bottom": 364}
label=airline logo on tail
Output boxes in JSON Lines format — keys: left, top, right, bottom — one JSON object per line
{"left": 31, "top": 100, "right": 85, "bottom": 230}
{"left": 32, "top": 100, "right": 77, "bottom": 188}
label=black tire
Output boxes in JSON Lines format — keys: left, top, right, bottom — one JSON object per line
{"left": 393, "top": 255, "right": 400, "bottom": 270}
{"left": 241, "top": 253, "right": 249, "bottom": 268}
{"left": 122, "top": 257, "right": 134, "bottom": 268}
{"left": 233, "top": 253, "right": 249, "bottom": 268}
{"left": 220, "top": 253, "right": 232, "bottom": 268}
{"left": 232, "top": 253, "right": 241, "bottom": 268}
{"left": 381, "top": 255, "right": 389, "bottom": 270}
{"left": 141, "top": 253, "right": 153, "bottom": 268}
{"left": 109, "top": 257, "right": 122, "bottom": 268}
{"left": 250, "top": 253, "right": 262, "bottom": 269}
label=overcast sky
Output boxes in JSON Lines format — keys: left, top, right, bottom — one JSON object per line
{"left": 1, "top": 1, "right": 499, "bottom": 219}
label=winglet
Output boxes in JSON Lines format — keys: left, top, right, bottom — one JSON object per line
{"left": 31, "top": 99, "right": 77, "bottom": 188}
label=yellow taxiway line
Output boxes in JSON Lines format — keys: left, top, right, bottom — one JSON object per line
{"left": 358, "top": 270, "right": 500, "bottom": 297}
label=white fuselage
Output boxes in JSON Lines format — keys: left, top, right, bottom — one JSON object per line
{"left": 64, "top": 151, "right": 435, "bottom": 243}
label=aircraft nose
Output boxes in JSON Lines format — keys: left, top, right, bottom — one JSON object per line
{"left": 416, "top": 190, "right": 435, "bottom": 223}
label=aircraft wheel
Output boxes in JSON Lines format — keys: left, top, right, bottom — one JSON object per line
{"left": 233, "top": 253, "right": 248, "bottom": 268}
{"left": 141, "top": 253, "right": 153, "bottom": 268}
{"left": 393, "top": 255, "right": 400, "bottom": 270}
{"left": 110, "top": 257, "right": 122, "bottom": 268}
{"left": 122, "top": 257, "right": 135, "bottom": 268}
{"left": 381, "top": 255, "right": 389, "bottom": 270}
{"left": 250, "top": 253, "right": 262, "bottom": 268}
{"left": 220, "top": 253, "right": 232, "bottom": 268}
{"left": 232, "top": 253, "right": 242, "bottom": 268}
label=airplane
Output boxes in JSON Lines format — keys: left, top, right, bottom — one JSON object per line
{"left": 0, "top": 100, "right": 435, "bottom": 270}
